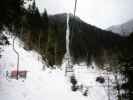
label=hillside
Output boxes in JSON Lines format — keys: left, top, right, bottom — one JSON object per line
{"left": 0, "top": 31, "right": 118, "bottom": 100}
{"left": 107, "top": 19, "right": 133, "bottom": 36}
{"left": 0, "top": 1, "right": 133, "bottom": 99}
{"left": 48, "top": 13, "right": 125, "bottom": 65}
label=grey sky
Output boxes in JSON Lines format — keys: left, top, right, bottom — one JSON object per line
{"left": 35, "top": 0, "right": 133, "bottom": 29}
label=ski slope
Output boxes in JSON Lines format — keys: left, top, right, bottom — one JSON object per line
{"left": 0, "top": 31, "right": 117, "bottom": 100}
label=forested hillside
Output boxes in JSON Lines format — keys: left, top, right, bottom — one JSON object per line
{"left": 0, "top": 1, "right": 133, "bottom": 99}
{"left": 0, "top": 0, "right": 128, "bottom": 67}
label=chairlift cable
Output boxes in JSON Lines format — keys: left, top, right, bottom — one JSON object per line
{"left": 69, "top": 0, "right": 78, "bottom": 55}
{"left": 74, "top": 0, "right": 77, "bottom": 17}
{"left": 65, "top": 0, "right": 78, "bottom": 76}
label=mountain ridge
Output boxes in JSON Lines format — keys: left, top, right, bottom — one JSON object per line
{"left": 47, "top": 13, "right": 125, "bottom": 65}
{"left": 107, "top": 19, "right": 133, "bottom": 36}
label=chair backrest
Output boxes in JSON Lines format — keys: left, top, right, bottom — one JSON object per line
{"left": 19, "top": 71, "right": 27, "bottom": 78}
{"left": 10, "top": 70, "right": 18, "bottom": 79}
{"left": 10, "top": 70, "right": 28, "bottom": 79}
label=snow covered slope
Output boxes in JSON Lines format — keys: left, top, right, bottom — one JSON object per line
{"left": 0, "top": 31, "right": 118, "bottom": 100}
{"left": 107, "top": 19, "right": 133, "bottom": 36}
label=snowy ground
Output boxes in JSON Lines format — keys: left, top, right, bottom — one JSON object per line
{"left": 0, "top": 32, "right": 118, "bottom": 100}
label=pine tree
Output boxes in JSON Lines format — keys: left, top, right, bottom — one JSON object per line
{"left": 42, "top": 9, "right": 48, "bottom": 32}
{"left": 0, "top": 0, "right": 25, "bottom": 29}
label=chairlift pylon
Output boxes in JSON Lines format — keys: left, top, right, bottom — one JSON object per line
{"left": 8, "top": 24, "right": 28, "bottom": 80}
{"left": 12, "top": 32, "right": 19, "bottom": 80}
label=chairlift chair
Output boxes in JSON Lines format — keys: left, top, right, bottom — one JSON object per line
{"left": 6, "top": 70, "right": 28, "bottom": 79}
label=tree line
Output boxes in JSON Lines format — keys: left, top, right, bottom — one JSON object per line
{"left": 0, "top": 0, "right": 65, "bottom": 66}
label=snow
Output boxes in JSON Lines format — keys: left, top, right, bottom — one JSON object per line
{"left": 0, "top": 31, "right": 118, "bottom": 100}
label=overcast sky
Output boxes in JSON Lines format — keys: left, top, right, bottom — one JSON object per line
{"left": 35, "top": 0, "right": 133, "bottom": 29}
